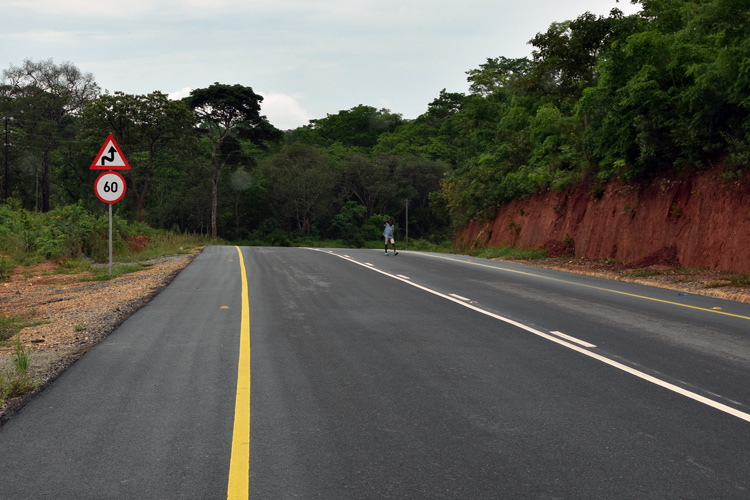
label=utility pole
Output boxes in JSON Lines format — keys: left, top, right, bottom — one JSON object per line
{"left": 2, "top": 116, "right": 11, "bottom": 201}
{"left": 405, "top": 198, "right": 409, "bottom": 248}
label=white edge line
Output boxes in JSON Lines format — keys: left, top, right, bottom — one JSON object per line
{"left": 310, "top": 248, "right": 750, "bottom": 423}
{"left": 550, "top": 330, "right": 597, "bottom": 348}
{"left": 449, "top": 293, "right": 471, "bottom": 302}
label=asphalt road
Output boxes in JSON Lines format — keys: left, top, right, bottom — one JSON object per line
{"left": 1, "top": 245, "right": 749, "bottom": 499}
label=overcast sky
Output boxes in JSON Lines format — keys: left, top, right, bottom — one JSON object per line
{"left": 2, "top": 1, "right": 641, "bottom": 130}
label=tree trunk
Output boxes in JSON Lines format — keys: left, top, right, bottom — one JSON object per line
{"left": 136, "top": 196, "right": 145, "bottom": 223}
{"left": 211, "top": 173, "right": 219, "bottom": 238}
{"left": 41, "top": 150, "right": 50, "bottom": 212}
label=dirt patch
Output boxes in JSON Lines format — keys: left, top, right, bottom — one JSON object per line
{"left": 457, "top": 166, "right": 750, "bottom": 273}
{"left": 0, "top": 249, "right": 201, "bottom": 426}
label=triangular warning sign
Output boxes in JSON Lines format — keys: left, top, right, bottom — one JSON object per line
{"left": 89, "top": 133, "right": 131, "bottom": 170}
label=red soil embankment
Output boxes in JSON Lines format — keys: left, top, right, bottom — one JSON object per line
{"left": 455, "top": 167, "right": 750, "bottom": 273}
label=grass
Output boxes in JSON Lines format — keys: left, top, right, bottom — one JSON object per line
{"left": 0, "top": 255, "right": 14, "bottom": 282}
{"left": 85, "top": 264, "right": 149, "bottom": 282}
{"left": 56, "top": 257, "right": 93, "bottom": 275}
{"left": 464, "top": 245, "right": 548, "bottom": 260}
{"left": 626, "top": 269, "right": 666, "bottom": 279}
{"left": 0, "top": 336, "right": 40, "bottom": 405}
{"left": 704, "top": 273, "right": 750, "bottom": 288}
{"left": 0, "top": 370, "right": 39, "bottom": 404}
{"left": 115, "top": 233, "right": 210, "bottom": 263}
{"left": 0, "top": 315, "right": 39, "bottom": 344}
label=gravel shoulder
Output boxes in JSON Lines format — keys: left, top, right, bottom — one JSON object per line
{"left": 0, "top": 249, "right": 201, "bottom": 425}
{"left": 509, "top": 258, "right": 750, "bottom": 303}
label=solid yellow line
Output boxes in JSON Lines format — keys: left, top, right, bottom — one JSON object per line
{"left": 227, "top": 246, "right": 251, "bottom": 499}
{"left": 425, "top": 254, "right": 750, "bottom": 321}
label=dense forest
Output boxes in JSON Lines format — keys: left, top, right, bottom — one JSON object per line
{"left": 1, "top": 0, "right": 748, "bottom": 248}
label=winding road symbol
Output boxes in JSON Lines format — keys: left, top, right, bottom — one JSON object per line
{"left": 89, "top": 133, "right": 131, "bottom": 170}
{"left": 100, "top": 146, "right": 117, "bottom": 166}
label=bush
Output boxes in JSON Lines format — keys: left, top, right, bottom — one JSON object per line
{"left": 0, "top": 256, "right": 14, "bottom": 282}
{"left": 329, "top": 202, "right": 368, "bottom": 246}
{"left": 363, "top": 214, "right": 389, "bottom": 241}
{"left": 0, "top": 203, "right": 207, "bottom": 264}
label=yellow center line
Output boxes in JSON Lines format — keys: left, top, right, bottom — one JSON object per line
{"left": 425, "top": 254, "right": 750, "bottom": 321}
{"left": 227, "top": 246, "right": 251, "bottom": 499}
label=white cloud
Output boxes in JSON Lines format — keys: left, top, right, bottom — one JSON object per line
{"left": 168, "top": 87, "right": 193, "bottom": 100}
{"left": 5, "top": 0, "right": 154, "bottom": 18}
{"left": 260, "top": 93, "right": 311, "bottom": 131}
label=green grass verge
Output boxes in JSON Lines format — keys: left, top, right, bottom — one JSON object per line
{"left": 0, "top": 316, "right": 43, "bottom": 344}
{"left": 84, "top": 264, "right": 149, "bottom": 282}
{"left": 1, "top": 336, "right": 40, "bottom": 404}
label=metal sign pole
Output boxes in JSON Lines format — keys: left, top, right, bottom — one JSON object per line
{"left": 109, "top": 204, "right": 113, "bottom": 275}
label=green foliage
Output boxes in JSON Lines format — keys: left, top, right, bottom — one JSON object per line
{"left": 577, "top": 0, "right": 750, "bottom": 182}
{"left": 458, "top": 244, "right": 548, "bottom": 260}
{"left": 0, "top": 256, "right": 14, "bottom": 281}
{"left": 10, "top": 335, "right": 30, "bottom": 373}
{"left": 363, "top": 214, "right": 389, "bottom": 241}
{"left": 308, "top": 105, "right": 403, "bottom": 149}
{"left": 56, "top": 258, "right": 92, "bottom": 275}
{"left": 86, "top": 264, "right": 147, "bottom": 282}
{"left": 0, "top": 204, "right": 206, "bottom": 264}
{"left": 183, "top": 83, "right": 283, "bottom": 238}
{"left": 330, "top": 201, "right": 367, "bottom": 247}
{"left": 0, "top": 336, "right": 40, "bottom": 402}
{"left": 704, "top": 273, "right": 750, "bottom": 288}
{"left": 436, "top": 0, "right": 750, "bottom": 224}
{"left": 0, "top": 203, "right": 103, "bottom": 260}
{"left": 404, "top": 238, "right": 455, "bottom": 253}
{"left": 81, "top": 91, "right": 196, "bottom": 223}
{"left": 0, "top": 316, "right": 30, "bottom": 343}
{"left": 258, "top": 143, "right": 338, "bottom": 236}
{"left": 2, "top": 3, "right": 747, "bottom": 244}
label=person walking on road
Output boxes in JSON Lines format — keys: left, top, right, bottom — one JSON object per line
{"left": 383, "top": 219, "right": 398, "bottom": 256}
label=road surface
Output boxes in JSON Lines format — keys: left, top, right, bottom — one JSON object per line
{"left": 1, "top": 245, "right": 749, "bottom": 499}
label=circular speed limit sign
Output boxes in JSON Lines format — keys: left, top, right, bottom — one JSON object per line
{"left": 94, "top": 171, "right": 127, "bottom": 204}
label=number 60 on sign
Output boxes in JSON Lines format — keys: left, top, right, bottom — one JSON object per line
{"left": 94, "top": 171, "right": 127, "bottom": 204}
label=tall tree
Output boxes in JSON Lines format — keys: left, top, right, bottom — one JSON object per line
{"left": 529, "top": 12, "right": 617, "bottom": 106}
{"left": 2, "top": 59, "right": 99, "bottom": 211}
{"left": 466, "top": 57, "right": 534, "bottom": 100}
{"left": 258, "top": 144, "right": 337, "bottom": 235}
{"left": 309, "top": 105, "right": 403, "bottom": 148}
{"left": 185, "top": 83, "right": 281, "bottom": 237}
{"left": 337, "top": 150, "right": 393, "bottom": 217}
{"left": 82, "top": 91, "right": 195, "bottom": 221}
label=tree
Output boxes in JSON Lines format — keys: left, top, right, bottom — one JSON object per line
{"left": 577, "top": 0, "right": 750, "bottom": 180}
{"left": 374, "top": 90, "right": 467, "bottom": 165}
{"left": 337, "top": 150, "right": 393, "bottom": 217}
{"left": 185, "top": 83, "right": 282, "bottom": 237}
{"left": 466, "top": 57, "right": 534, "bottom": 100}
{"left": 82, "top": 91, "right": 195, "bottom": 221}
{"left": 259, "top": 144, "right": 338, "bottom": 235}
{"left": 308, "top": 105, "right": 403, "bottom": 148}
{"left": 2, "top": 59, "right": 99, "bottom": 211}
